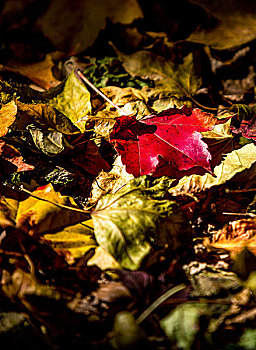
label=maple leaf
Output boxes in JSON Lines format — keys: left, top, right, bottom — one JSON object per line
{"left": 110, "top": 106, "right": 217, "bottom": 177}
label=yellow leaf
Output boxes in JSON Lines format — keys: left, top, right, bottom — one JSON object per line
{"left": 0, "top": 100, "right": 17, "bottom": 137}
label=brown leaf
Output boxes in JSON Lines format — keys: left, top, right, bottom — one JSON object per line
{"left": 0, "top": 100, "right": 17, "bottom": 137}
{"left": 0, "top": 140, "right": 34, "bottom": 172}
{"left": 0, "top": 52, "right": 63, "bottom": 90}
{"left": 209, "top": 218, "right": 256, "bottom": 255}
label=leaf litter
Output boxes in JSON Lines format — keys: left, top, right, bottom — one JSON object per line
{"left": 1, "top": 1, "right": 256, "bottom": 349}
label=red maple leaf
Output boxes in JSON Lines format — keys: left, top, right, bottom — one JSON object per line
{"left": 110, "top": 106, "right": 217, "bottom": 177}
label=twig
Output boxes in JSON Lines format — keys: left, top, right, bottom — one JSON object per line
{"left": 136, "top": 283, "right": 186, "bottom": 324}
{"left": 76, "top": 70, "right": 129, "bottom": 116}
{"left": 222, "top": 212, "right": 256, "bottom": 218}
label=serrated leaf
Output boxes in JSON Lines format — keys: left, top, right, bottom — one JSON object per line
{"left": 110, "top": 106, "right": 217, "bottom": 177}
{"left": 92, "top": 176, "right": 192, "bottom": 270}
{"left": 116, "top": 49, "right": 202, "bottom": 99}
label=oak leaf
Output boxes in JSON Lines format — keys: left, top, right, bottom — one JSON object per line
{"left": 110, "top": 106, "right": 217, "bottom": 177}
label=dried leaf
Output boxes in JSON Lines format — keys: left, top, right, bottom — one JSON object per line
{"left": 71, "top": 141, "right": 110, "bottom": 175}
{"left": 230, "top": 104, "right": 256, "bottom": 141}
{"left": 169, "top": 143, "right": 256, "bottom": 196}
{"left": 0, "top": 52, "right": 62, "bottom": 90}
{"left": 0, "top": 100, "right": 17, "bottom": 137}
{"left": 14, "top": 101, "right": 79, "bottom": 135}
{"left": 37, "top": 0, "right": 143, "bottom": 53}
{"left": 210, "top": 219, "right": 256, "bottom": 256}
{"left": 188, "top": 0, "right": 256, "bottom": 50}
{"left": 116, "top": 49, "right": 202, "bottom": 99}
{"left": 0, "top": 140, "right": 34, "bottom": 172}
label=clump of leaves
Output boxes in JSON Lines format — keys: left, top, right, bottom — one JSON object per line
{"left": 82, "top": 56, "right": 154, "bottom": 89}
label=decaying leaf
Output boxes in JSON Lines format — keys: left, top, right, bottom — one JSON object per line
{"left": 209, "top": 218, "right": 256, "bottom": 255}
{"left": 116, "top": 49, "right": 202, "bottom": 100}
{"left": 0, "top": 140, "right": 34, "bottom": 173}
{"left": 92, "top": 176, "right": 192, "bottom": 270}
{"left": 110, "top": 106, "right": 217, "bottom": 177}
{"left": 188, "top": 0, "right": 256, "bottom": 50}
{"left": 230, "top": 104, "right": 256, "bottom": 141}
{"left": 0, "top": 52, "right": 62, "bottom": 90}
{"left": 14, "top": 101, "right": 80, "bottom": 135}
{"left": 0, "top": 100, "right": 17, "bottom": 137}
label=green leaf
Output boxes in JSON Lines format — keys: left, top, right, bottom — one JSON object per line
{"left": 239, "top": 328, "right": 256, "bottom": 349}
{"left": 160, "top": 303, "right": 209, "bottom": 350}
{"left": 115, "top": 49, "right": 202, "bottom": 100}
{"left": 92, "top": 176, "right": 192, "bottom": 270}
{"left": 47, "top": 71, "right": 91, "bottom": 132}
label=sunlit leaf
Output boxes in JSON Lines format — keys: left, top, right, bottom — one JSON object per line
{"left": 110, "top": 106, "right": 217, "bottom": 177}
{"left": 48, "top": 71, "right": 91, "bottom": 132}
{"left": 169, "top": 143, "right": 256, "bottom": 196}
{"left": 92, "top": 176, "right": 192, "bottom": 270}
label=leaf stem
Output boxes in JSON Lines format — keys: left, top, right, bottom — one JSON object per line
{"left": 136, "top": 283, "right": 186, "bottom": 324}
{"left": 76, "top": 70, "right": 129, "bottom": 116}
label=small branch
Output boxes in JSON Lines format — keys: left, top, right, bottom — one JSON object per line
{"left": 136, "top": 283, "right": 186, "bottom": 324}
{"left": 222, "top": 212, "right": 256, "bottom": 218}
{"left": 76, "top": 70, "right": 129, "bottom": 116}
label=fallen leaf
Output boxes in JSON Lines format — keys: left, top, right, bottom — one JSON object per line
{"left": 14, "top": 101, "right": 79, "bottom": 135}
{"left": 48, "top": 71, "right": 91, "bottom": 132}
{"left": 0, "top": 140, "right": 34, "bottom": 172}
{"left": 110, "top": 106, "right": 217, "bottom": 177}
{"left": 88, "top": 156, "right": 134, "bottom": 207}
{"left": 210, "top": 219, "right": 256, "bottom": 256}
{"left": 0, "top": 183, "right": 99, "bottom": 264}
{"left": 169, "top": 143, "right": 256, "bottom": 197}
{"left": 71, "top": 140, "right": 110, "bottom": 175}
{"left": 0, "top": 52, "right": 62, "bottom": 90}
{"left": 37, "top": 0, "right": 143, "bottom": 53}
{"left": 27, "top": 127, "right": 70, "bottom": 156}
{"left": 116, "top": 49, "right": 202, "bottom": 100}
{"left": 188, "top": 0, "right": 256, "bottom": 50}
{"left": 0, "top": 100, "right": 17, "bottom": 137}
{"left": 230, "top": 104, "right": 256, "bottom": 141}
{"left": 160, "top": 303, "right": 209, "bottom": 350}
{"left": 92, "top": 176, "right": 192, "bottom": 270}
